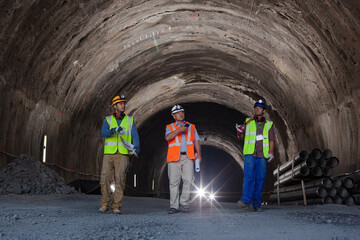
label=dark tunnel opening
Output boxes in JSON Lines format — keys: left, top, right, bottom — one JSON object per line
{"left": 156, "top": 145, "right": 243, "bottom": 202}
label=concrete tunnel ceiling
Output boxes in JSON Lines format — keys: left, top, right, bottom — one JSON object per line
{"left": 0, "top": 0, "right": 360, "bottom": 189}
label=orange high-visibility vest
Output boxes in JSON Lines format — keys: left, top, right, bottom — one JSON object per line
{"left": 166, "top": 122, "right": 196, "bottom": 162}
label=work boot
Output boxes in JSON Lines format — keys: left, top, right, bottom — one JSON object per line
{"left": 112, "top": 208, "right": 121, "bottom": 214}
{"left": 253, "top": 207, "right": 263, "bottom": 212}
{"left": 168, "top": 208, "right": 179, "bottom": 214}
{"left": 98, "top": 206, "right": 109, "bottom": 212}
{"left": 237, "top": 200, "right": 250, "bottom": 210}
{"left": 179, "top": 205, "right": 189, "bottom": 213}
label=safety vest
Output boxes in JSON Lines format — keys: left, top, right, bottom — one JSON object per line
{"left": 104, "top": 115, "right": 133, "bottom": 155}
{"left": 243, "top": 118, "right": 273, "bottom": 157}
{"left": 166, "top": 122, "right": 195, "bottom": 162}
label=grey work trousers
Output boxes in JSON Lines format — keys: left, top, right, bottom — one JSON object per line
{"left": 168, "top": 155, "right": 194, "bottom": 209}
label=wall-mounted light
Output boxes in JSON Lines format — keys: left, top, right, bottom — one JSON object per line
{"left": 152, "top": 179, "right": 155, "bottom": 190}
{"left": 42, "top": 135, "right": 47, "bottom": 163}
{"left": 134, "top": 174, "right": 137, "bottom": 188}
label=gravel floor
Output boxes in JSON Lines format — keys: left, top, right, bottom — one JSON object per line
{"left": 0, "top": 194, "right": 360, "bottom": 240}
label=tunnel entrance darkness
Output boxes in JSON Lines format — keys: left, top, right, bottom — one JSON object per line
{"left": 194, "top": 145, "right": 244, "bottom": 202}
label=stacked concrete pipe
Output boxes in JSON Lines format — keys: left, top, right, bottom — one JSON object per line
{"left": 269, "top": 149, "right": 345, "bottom": 205}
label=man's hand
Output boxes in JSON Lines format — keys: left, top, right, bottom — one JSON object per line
{"left": 178, "top": 125, "right": 188, "bottom": 133}
{"left": 115, "top": 126, "right": 124, "bottom": 134}
{"left": 110, "top": 128, "right": 116, "bottom": 134}
{"left": 130, "top": 149, "right": 138, "bottom": 157}
{"left": 266, "top": 152, "right": 274, "bottom": 163}
{"left": 235, "top": 123, "right": 245, "bottom": 133}
{"left": 236, "top": 123, "right": 245, "bottom": 138}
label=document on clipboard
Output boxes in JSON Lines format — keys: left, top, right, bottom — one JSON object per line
{"left": 119, "top": 136, "right": 134, "bottom": 151}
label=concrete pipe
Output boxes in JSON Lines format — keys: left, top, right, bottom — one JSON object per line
{"left": 323, "top": 167, "right": 333, "bottom": 177}
{"left": 353, "top": 194, "right": 360, "bottom": 205}
{"left": 349, "top": 172, "right": 360, "bottom": 183}
{"left": 322, "top": 149, "right": 332, "bottom": 159}
{"left": 274, "top": 166, "right": 310, "bottom": 187}
{"left": 310, "top": 148, "right": 322, "bottom": 160}
{"left": 269, "top": 186, "right": 327, "bottom": 202}
{"left": 333, "top": 178, "right": 342, "bottom": 189}
{"left": 311, "top": 166, "right": 323, "bottom": 177}
{"left": 333, "top": 195, "right": 343, "bottom": 204}
{"left": 272, "top": 150, "right": 309, "bottom": 177}
{"left": 316, "top": 158, "right": 327, "bottom": 168}
{"left": 350, "top": 183, "right": 360, "bottom": 194}
{"left": 277, "top": 158, "right": 316, "bottom": 181}
{"left": 327, "top": 187, "right": 337, "bottom": 197}
{"left": 275, "top": 178, "right": 333, "bottom": 194}
{"left": 337, "top": 187, "right": 349, "bottom": 198}
{"left": 342, "top": 177, "right": 355, "bottom": 189}
{"left": 343, "top": 196, "right": 355, "bottom": 205}
{"left": 326, "top": 157, "right": 339, "bottom": 168}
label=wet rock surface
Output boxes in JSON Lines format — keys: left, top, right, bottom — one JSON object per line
{"left": 0, "top": 155, "right": 76, "bottom": 194}
{"left": 0, "top": 195, "right": 360, "bottom": 240}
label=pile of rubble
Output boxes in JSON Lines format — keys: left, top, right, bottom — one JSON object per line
{"left": 0, "top": 154, "right": 76, "bottom": 194}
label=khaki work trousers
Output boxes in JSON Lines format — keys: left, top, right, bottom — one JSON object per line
{"left": 168, "top": 154, "right": 194, "bottom": 209}
{"left": 100, "top": 152, "right": 129, "bottom": 210}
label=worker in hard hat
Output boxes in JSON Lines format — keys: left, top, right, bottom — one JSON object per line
{"left": 235, "top": 99, "right": 275, "bottom": 212}
{"left": 99, "top": 95, "right": 140, "bottom": 214}
{"left": 165, "top": 105, "right": 201, "bottom": 214}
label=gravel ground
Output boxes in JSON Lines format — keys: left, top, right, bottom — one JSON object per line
{"left": 0, "top": 194, "right": 360, "bottom": 240}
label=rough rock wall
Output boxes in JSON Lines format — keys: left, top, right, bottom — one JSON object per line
{"left": 0, "top": 0, "right": 359, "bottom": 187}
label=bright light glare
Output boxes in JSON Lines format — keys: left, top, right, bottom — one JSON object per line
{"left": 110, "top": 183, "right": 115, "bottom": 193}
{"left": 197, "top": 188, "right": 205, "bottom": 197}
{"left": 209, "top": 193, "right": 215, "bottom": 201}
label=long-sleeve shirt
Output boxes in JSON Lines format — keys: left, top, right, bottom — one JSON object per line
{"left": 165, "top": 121, "right": 200, "bottom": 153}
{"left": 101, "top": 116, "right": 140, "bottom": 153}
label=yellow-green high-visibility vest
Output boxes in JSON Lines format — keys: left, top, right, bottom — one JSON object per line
{"left": 243, "top": 118, "right": 273, "bottom": 157}
{"left": 104, "top": 115, "right": 133, "bottom": 155}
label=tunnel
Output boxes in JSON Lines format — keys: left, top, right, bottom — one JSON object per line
{"left": 0, "top": 0, "right": 359, "bottom": 201}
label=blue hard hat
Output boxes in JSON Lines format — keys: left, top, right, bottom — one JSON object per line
{"left": 254, "top": 99, "right": 267, "bottom": 109}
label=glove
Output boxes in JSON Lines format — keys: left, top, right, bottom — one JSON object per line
{"left": 130, "top": 149, "right": 138, "bottom": 157}
{"left": 235, "top": 123, "right": 245, "bottom": 138}
{"left": 115, "top": 126, "right": 124, "bottom": 134}
{"left": 266, "top": 152, "right": 274, "bottom": 163}
{"left": 235, "top": 123, "right": 245, "bottom": 133}
{"left": 110, "top": 128, "right": 116, "bottom": 134}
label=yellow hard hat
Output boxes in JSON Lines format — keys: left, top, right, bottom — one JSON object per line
{"left": 112, "top": 95, "right": 126, "bottom": 105}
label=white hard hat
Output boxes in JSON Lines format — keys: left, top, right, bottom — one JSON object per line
{"left": 171, "top": 105, "right": 185, "bottom": 114}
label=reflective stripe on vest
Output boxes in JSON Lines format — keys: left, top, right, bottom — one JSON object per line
{"left": 243, "top": 118, "right": 273, "bottom": 157}
{"left": 166, "top": 122, "right": 196, "bottom": 162}
{"left": 104, "top": 115, "right": 133, "bottom": 155}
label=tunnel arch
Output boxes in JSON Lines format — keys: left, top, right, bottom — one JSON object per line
{"left": 0, "top": 0, "right": 359, "bottom": 187}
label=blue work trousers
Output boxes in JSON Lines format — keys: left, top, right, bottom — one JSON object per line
{"left": 241, "top": 155, "right": 267, "bottom": 207}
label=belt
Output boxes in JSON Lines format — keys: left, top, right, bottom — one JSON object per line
{"left": 180, "top": 152, "right": 187, "bottom": 155}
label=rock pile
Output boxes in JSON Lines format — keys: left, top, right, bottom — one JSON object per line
{"left": 0, "top": 154, "right": 76, "bottom": 194}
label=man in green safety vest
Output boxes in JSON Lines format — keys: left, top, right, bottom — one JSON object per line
{"left": 235, "top": 99, "right": 275, "bottom": 212}
{"left": 99, "top": 95, "right": 140, "bottom": 214}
